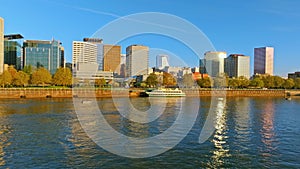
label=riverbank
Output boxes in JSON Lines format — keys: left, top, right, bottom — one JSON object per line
{"left": 0, "top": 88, "right": 298, "bottom": 98}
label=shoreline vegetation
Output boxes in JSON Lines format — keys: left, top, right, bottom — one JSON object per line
{"left": 1, "top": 66, "right": 300, "bottom": 98}
{"left": 0, "top": 88, "right": 298, "bottom": 99}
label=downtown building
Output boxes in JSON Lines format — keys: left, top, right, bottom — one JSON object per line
{"left": 200, "top": 51, "right": 227, "bottom": 77}
{"left": 0, "top": 17, "right": 4, "bottom": 73}
{"left": 254, "top": 47, "right": 274, "bottom": 75}
{"left": 288, "top": 71, "right": 300, "bottom": 79}
{"left": 4, "top": 34, "right": 24, "bottom": 70}
{"left": 73, "top": 39, "right": 121, "bottom": 74}
{"left": 119, "top": 54, "right": 126, "bottom": 78}
{"left": 225, "top": 54, "right": 250, "bottom": 79}
{"left": 23, "top": 39, "right": 64, "bottom": 74}
{"left": 103, "top": 45, "right": 121, "bottom": 75}
{"left": 72, "top": 40, "right": 98, "bottom": 69}
{"left": 72, "top": 39, "right": 113, "bottom": 83}
{"left": 126, "top": 45, "right": 149, "bottom": 78}
{"left": 156, "top": 54, "right": 169, "bottom": 69}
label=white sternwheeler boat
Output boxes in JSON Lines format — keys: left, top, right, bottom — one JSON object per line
{"left": 146, "top": 88, "right": 186, "bottom": 97}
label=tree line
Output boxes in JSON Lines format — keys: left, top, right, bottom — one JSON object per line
{"left": 0, "top": 65, "right": 73, "bottom": 87}
{"left": 194, "top": 74, "right": 300, "bottom": 89}
{"left": 144, "top": 73, "right": 300, "bottom": 89}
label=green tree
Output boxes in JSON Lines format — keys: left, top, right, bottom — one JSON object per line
{"left": 250, "top": 78, "right": 264, "bottom": 88}
{"left": 145, "top": 73, "right": 158, "bottom": 87}
{"left": 52, "top": 67, "right": 72, "bottom": 87}
{"left": 238, "top": 76, "right": 250, "bottom": 88}
{"left": 0, "top": 70, "right": 13, "bottom": 87}
{"left": 282, "top": 78, "right": 295, "bottom": 89}
{"left": 228, "top": 78, "right": 240, "bottom": 88}
{"left": 31, "top": 67, "right": 52, "bottom": 87}
{"left": 23, "top": 65, "right": 33, "bottom": 75}
{"left": 273, "top": 76, "right": 285, "bottom": 88}
{"left": 182, "top": 74, "right": 194, "bottom": 88}
{"left": 197, "top": 77, "right": 212, "bottom": 88}
{"left": 262, "top": 75, "right": 274, "bottom": 88}
{"left": 13, "top": 71, "right": 30, "bottom": 87}
{"left": 95, "top": 78, "right": 106, "bottom": 87}
{"left": 294, "top": 78, "right": 300, "bottom": 89}
{"left": 163, "top": 72, "right": 177, "bottom": 86}
{"left": 213, "top": 76, "right": 227, "bottom": 88}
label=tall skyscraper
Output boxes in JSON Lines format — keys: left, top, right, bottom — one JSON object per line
{"left": 119, "top": 54, "right": 126, "bottom": 77}
{"left": 126, "top": 45, "right": 149, "bottom": 77}
{"left": 23, "top": 39, "right": 64, "bottom": 74}
{"left": 225, "top": 54, "right": 250, "bottom": 79}
{"left": 72, "top": 41, "right": 98, "bottom": 69}
{"left": 156, "top": 54, "right": 169, "bottom": 69}
{"left": 202, "top": 51, "right": 226, "bottom": 77}
{"left": 83, "top": 38, "right": 103, "bottom": 71}
{"left": 199, "top": 59, "right": 207, "bottom": 74}
{"left": 0, "top": 17, "right": 4, "bottom": 73}
{"left": 4, "top": 34, "right": 24, "bottom": 70}
{"left": 103, "top": 45, "right": 121, "bottom": 74}
{"left": 254, "top": 47, "right": 274, "bottom": 75}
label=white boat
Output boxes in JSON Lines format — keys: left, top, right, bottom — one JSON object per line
{"left": 81, "top": 100, "right": 93, "bottom": 104}
{"left": 146, "top": 88, "right": 186, "bottom": 97}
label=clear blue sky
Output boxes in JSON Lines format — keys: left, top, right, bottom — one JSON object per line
{"left": 1, "top": 0, "right": 300, "bottom": 76}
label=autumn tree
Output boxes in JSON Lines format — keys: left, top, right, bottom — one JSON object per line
{"left": 197, "top": 77, "right": 212, "bottom": 88}
{"left": 31, "top": 67, "right": 52, "bottom": 87}
{"left": 94, "top": 78, "right": 106, "bottom": 87}
{"left": 0, "top": 70, "right": 13, "bottom": 87}
{"left": 163, "top": 72, "right": 177, "bottom": 87}
{"left": 52, "top": 67, "right": 72, "bottom": 87}
{"left": 7, "top": 66, "right": 17, "bottom": 79}
{"left": 13, "top": 71, "right": 30, "bottom": 87}
{"left": 145, "top": 73, "right": 158, "bottom": 87}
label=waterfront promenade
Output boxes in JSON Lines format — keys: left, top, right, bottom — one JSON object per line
{"left": 0, "top": 88, "right": 297, "bottom": 98}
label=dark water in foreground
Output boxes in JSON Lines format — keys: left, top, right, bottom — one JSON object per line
{"left": 0, "top": 97, "right": 299, "bottom": 168}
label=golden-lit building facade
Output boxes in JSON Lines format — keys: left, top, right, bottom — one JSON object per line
{"left": 103, "top": 45, "right": 121, "bottom": 75}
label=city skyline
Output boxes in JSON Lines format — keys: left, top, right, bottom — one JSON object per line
{"left": 1, "top": 1, "right": 300, "bottom": 76}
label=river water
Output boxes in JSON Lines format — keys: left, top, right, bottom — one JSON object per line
{"left": 0, "top": 97, "right": 299, "bottom": 168}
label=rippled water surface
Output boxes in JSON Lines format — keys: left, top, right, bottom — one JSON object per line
{"left": 0, "top": 97, "right": 300, "bottom": 168}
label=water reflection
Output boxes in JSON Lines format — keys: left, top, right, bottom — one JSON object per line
{"left": 0, "top": 104, "right": 13, "bottom": 167}
{"left": 233, "top": 98, "right": 250, "bottom": 137}
{"left": 260, "top": 99, "right": 277, "bottom": 156}
{"left": 0, "top": 97, "right": 299, "bottom": 167}
{"left": 209, "top": 98, "right": 230, "bottom": 167}
{"left": 0, "top": 124, "right": 11, "bottom": 167}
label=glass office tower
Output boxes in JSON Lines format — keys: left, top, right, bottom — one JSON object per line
{"left": 4, "top": 41, "right": 22, "bottom": 70}
{"left": 23, "top": 40, "right": 64, "bottom": 74}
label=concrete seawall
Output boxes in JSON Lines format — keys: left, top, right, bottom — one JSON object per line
{"left": 0, "top": 88, "right": 292, "bottom": 99}
{"left": 0, "top": 88, "right": 133, "bottom": 99}
{"left": 183, "top": 89, "right": 287, "bottom": 97}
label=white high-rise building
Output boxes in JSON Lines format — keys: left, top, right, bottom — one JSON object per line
{"left": 126, "top": 45, "right": 149, "bottom": 77}
{"left": 120, "top": 54, "right": 126, "bottom": 65}
{"left": 203, "top": 51, "right": 227, "bottom": 77}
{"left": 254, "top": 47, "right": 274, "bottom": 75}
{"left": 156, "top": 54, "right": 169, "bottom": 69}
{"left": 0, "top": 17, "right": 4, "bottom": 73}
{"left": 72, "top": 41, "right": 98, "bottom": 70}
